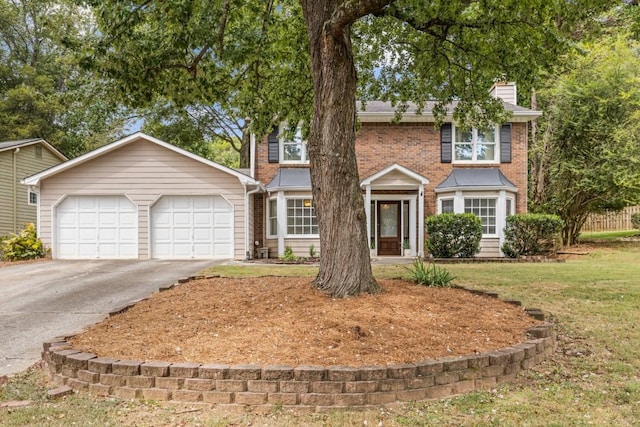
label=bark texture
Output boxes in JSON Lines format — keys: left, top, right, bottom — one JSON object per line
{"left": 300, "top": 0, "right": 383, "bottom": 297}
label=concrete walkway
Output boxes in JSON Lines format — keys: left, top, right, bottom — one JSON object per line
{"left": 0, "top": 259, "right": 217, "bottom": 376}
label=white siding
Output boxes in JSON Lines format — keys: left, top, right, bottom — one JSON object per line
{"left": 39, "top": 137, "right": 246, "bottom": 259}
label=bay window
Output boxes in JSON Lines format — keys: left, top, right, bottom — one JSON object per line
{"left": 287, "top": 198, "right": 318, "bottom": 235}
{"left": 464, "top": 198, "right": 497, "bottom": 235}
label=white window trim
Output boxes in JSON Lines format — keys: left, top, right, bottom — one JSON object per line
{"left": 28, "top": 189, "right": 38, "bottom": 206}
{"left": 267, "top": 197, "right": 278, "bottom": 238}
{"left": 464, "top": 197, "right": 499, "bottom": 237}
{"left": 438, "top": 197, "right": 455, "bottom": 214}
{"left": 284, "top": 196, "right": 318, "bottom": 238}
{"left": 452, "top": 124, "right": 500, "bottom": 164}
{"left": 279, "top": 126, "right": 309, "bottom": 164}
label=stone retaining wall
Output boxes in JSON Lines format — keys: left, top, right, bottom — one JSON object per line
{"left": 41, "top": 281, "right": 556, "bottom": 411}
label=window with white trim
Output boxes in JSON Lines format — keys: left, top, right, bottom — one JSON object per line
{"left": 440, "top": 199, "right": 454, "bottom": 214}
{"left": 506, "top": 197, "right": 514, "bottom": 216}
{"left": 464, "top": 198, "right": 497, "bottom": 234}
{"left": 454, "top": 125, "right": 498, "bottom": 162}
{"left": 281, "top": 128, "right": 308, "bottom": 163}
{"left": 267, "top": 198, "right": 278, "bottom": 237}
{"left": 287, "top": 198, "right": 317, "bottom": 235}
{"left": 28, "top": 190, "right": 38, "bottom": 206}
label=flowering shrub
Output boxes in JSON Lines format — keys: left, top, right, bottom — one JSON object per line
{"left": 1, "top": 223, "right": 46, "bottom": 261}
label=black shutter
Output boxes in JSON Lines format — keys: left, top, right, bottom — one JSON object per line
{"left": 440, "top": 123, "right": 452, "bottom": 163}
{"left": 267, "top": 125, "right": 279, "bottom": 163}
{"left": 500, "top": 123, "right": 512, "bottom": 163}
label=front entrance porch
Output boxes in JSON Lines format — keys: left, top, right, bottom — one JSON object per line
{"left": 361, "top": 164, "right": 429, "bottom": 257}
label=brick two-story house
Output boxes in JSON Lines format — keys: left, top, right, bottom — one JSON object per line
{"left": 252, "top": 83, "right": 541, "bottom": 258}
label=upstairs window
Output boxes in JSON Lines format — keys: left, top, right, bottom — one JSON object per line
{"left": 281, "top": 128, "right": 308, "bottom": 164}
{"left": 454, "top": 126, "right": 498, "bottom": 163}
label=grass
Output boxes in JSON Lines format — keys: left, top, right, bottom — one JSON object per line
{"left": 2, "top": 241, "right": 640, "bottom": 425}
{"left": 578, "top": 229, "right": 639, "bottom": 241}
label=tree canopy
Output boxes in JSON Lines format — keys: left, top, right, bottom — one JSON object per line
{"left": 0, "top": 0, "right": 129, "bottom": 157}
{"left": 530, "top": 33, "right": 640, "bottom": 245}
{"left": 81, "top": 0, "right": 610, "bottom": 296}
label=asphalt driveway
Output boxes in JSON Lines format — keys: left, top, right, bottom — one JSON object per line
{"left": 0, "top": 259, "right": 217, "bottom": 377}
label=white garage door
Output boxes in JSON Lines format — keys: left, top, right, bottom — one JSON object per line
{"left": 55, "top": 196, "right": 138, "bottom": 259}
{"left": 150, "top": 195, "right": 233, "bottom": 259}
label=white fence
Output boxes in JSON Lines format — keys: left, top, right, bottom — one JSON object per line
{"left": 582, "top": 206, "right": 640, "bottom": 232}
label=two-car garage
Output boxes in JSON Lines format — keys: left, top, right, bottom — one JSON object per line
{"left": 25, "top": 133, "right": 257, "bottom": 260}
{"left": 54, "top": 195, "right": 234, "bottom": 260}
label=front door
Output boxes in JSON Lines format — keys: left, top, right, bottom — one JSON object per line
{"left": 377, "top": 201, "right": 401, "bottom": 256}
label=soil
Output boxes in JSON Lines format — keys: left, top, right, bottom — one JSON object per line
{"left": 69, "top": 277, "right": 539, "bottom": 367}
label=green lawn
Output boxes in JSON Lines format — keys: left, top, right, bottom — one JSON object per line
{"left": 2, "top": 242, "right": 639, "bottom": 426}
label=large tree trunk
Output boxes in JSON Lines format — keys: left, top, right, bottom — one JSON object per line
{"left": 300, "top": 0, "right": 381, "bottom": 297}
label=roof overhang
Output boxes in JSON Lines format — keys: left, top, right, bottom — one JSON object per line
{"left": 266, "top": 168, "right": 312, "bottom": 192}
{"left": 357, "top": 101, "right": 541, "bottom": 123}
{"left": 0, "top": 138, "right": 67, "bottom": 161}
{"left": 435, "top": 168, "right": 518, "bottom": 193}
{"left": 361, "top": 163, "right": 429, "bottom": 190}
{"left": 22, "top": 132, "right": 258, "bottom": 187}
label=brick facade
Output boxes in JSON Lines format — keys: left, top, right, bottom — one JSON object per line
{"left": 253, "top": 118, "right": 530, "bottom": 256}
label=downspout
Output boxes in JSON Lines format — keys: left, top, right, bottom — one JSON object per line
{"left": 249, "top": 133, "right": 256, "bottom": 178}
{"left": 12, "top": 148, "right": 20, "bottom": 233}
{"left": 243, "top": 181, "right": 264, "bottom": 260}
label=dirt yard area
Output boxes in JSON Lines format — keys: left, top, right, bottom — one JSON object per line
{"left": 69, "top": 277, "right": 539, "bottom": 367}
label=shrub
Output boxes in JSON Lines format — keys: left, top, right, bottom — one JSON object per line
{"left": 501, "top": 214, "right": 563, "bottom": 258}
{"left": 280, "top": 245, "right": 297, "bottom": 262}
{"left": 309, "top": 244, "right": 317, "bottom": 258}
{"left": 632, "top": 213, "right": 640, "bottom": 231}
{"left": 1, "top": 223, "right": 46, "bottom": 261}
{"left": 426, "top": 213, "right": 482, "bottom": 258}
{"left": 405, "top": 258, "right": 454, "bottom": 287}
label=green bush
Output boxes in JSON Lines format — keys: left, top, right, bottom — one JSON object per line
{"left": 1, "top": 223, "right": 46, "bottom": 261}
{"left": 632, "top": 213, "right": 640, "bottom": 231}
{"left": 426, "top": 213, "right": 482, "bottom": 258}
{"left": 280, "top": 245, "right": 297, "bottom": 262}
{"left": 405, "top": 258, "right": 454, "bottom": 287}
{"left": 501, "top": 214, "right": 563, "bottom": 258}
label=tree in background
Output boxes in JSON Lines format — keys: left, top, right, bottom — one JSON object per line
{"left": 0, "top": 0, "right": 129, "bottom": 157}
{"left": 85, "top": 0, "right": 579, "bottom": 296}
{"left": 530, "top": 33, "right": 640, "bottom": 245}
{"left": 141, "top": 104, "right": 240, "bottom": 167}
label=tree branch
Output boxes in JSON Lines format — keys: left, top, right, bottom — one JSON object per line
{"left": 217, "top": 0, "right": 231, "bottom": 54}
{"left": 326, "top": 0, "right": 395, "bottom": 38}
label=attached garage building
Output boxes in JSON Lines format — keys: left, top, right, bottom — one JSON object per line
{"left": 23, "top": 133, "right": 261, "bottom": 260}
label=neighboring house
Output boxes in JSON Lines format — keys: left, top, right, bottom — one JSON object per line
{"left": 23, "top": 133, "right": 261, "bottom": 260}
{"left": 0, "top": 139, "right": 67, "bottom": 236}
{"left": 253, "top": 83, "right": 541, "bottom": 258}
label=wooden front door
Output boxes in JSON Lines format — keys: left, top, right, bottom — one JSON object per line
{"left": 377, "top": 201, "right": 401, "bottom": 256}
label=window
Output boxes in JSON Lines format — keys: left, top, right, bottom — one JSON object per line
{"left": 287, "top": 199, "right": 318, "bottom": 235}
{"left": 35, "top": 145, "right": 42, "bottom": 159}
{"left": 28, "top": 190, "right": 38, "bottom": 206}
{"left": 464, "top": 198, "right": 497, "bottom": 234}
{"left": 440, "top": 199, "right": 454, "bottom": 214}
{"left": 268, "top": 199, "right": 278, "bottom": 237}
{"left": 506, "top": 198, "right": 514, "bottom": 216}
{"left": 454, "top": 126, "right": 498, "bottom": 162}
{"left": 281, "top": 128, "right": 308, "bottom": 163}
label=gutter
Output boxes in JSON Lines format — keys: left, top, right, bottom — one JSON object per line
{"left": 243, "top": 181, "right": 265, "bottom": 260}
{"left": 12, "top": 147, "right": 19, "bottom": 233}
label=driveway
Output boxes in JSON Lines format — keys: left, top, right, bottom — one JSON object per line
{"left": 0, "top": 259, "right": 217, "bottom": 377}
